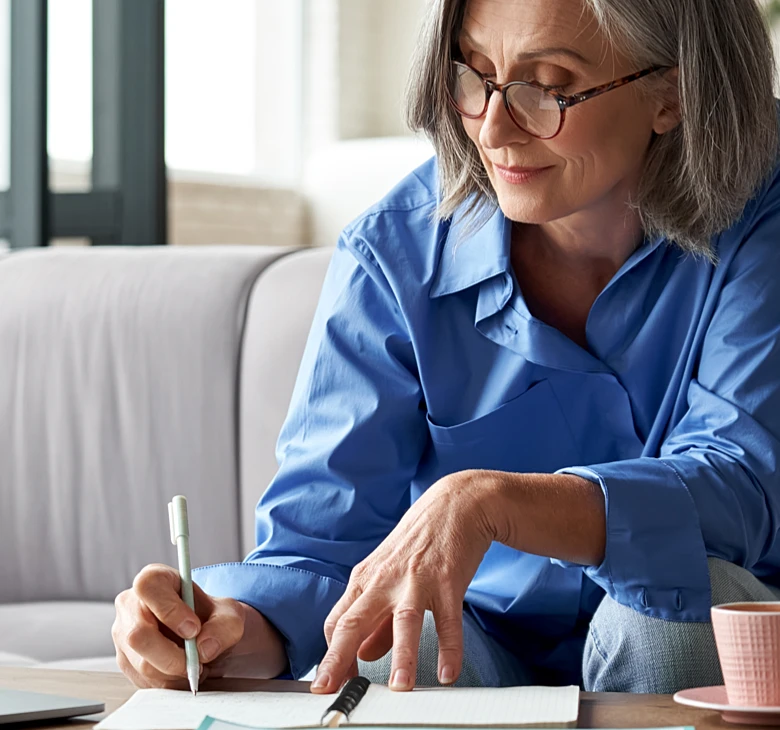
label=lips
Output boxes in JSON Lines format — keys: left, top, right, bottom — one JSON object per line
{"left": 494, "top": 163, "right": 549, "bottom": 173}
{"left": 492, "top": 163, "right": 553, "bottom": 185}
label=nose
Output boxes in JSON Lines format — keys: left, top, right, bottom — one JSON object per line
{"left": 478, "top": 88, "right": 533, "bottom": 151}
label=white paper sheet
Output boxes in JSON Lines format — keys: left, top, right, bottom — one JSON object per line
{"left": 95, "top": 683, "right": 579, "bottom": 730}
{"left": 351, "top": 685, "right": 580, "bottom": 727}
{"left": 95, "top": 689, "right": 333, "bottom": 730}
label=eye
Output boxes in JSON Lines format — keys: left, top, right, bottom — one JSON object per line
{"left": 536, "top": 82, "right": 567, "bottom": 92}
{"left": 472, "top": 65, "right": 495, "bottom": 79}
{"left": 467, "top": 61, "right": 569, "bottom": 92}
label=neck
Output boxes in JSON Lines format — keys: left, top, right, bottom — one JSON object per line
{"left": 518, "top": 182, "right": 646, "bottom": 281}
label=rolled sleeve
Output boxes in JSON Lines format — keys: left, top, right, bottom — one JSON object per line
{"left": 555, "top": 170, "right": 780, "bottom": 623}
{"left": 554, "top": 461, "right": 710, "bottom": 621}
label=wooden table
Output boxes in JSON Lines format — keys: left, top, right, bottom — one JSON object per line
{"left": 0, "top": 667, "right": 748, "bottom": 730}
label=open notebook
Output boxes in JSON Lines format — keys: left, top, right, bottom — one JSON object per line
{"left": 95, "top": 684, "right": 580, "bottom": 730}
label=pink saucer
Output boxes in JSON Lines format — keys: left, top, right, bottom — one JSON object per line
{"left": 674, "top": 685, "right": 780, "bottom": 725}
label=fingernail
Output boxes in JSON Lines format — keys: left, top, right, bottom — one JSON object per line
{"left": 311, "top": 672, "right": 330, "bottom": 690}
{"left": 179, "top": 620, "right": 198, "bottom": 639}
{"left": 391, "top": 669, "right": 410, "bottom": 689}
{"left": 199, "top": 638, "right": 220, "bottom": 662}
{"left": 440, "top": 665, "right": 455, "bottom": 684}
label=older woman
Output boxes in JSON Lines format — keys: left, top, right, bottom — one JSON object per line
{"left": 113, "top": 0, "right": 780, "bottom": 694}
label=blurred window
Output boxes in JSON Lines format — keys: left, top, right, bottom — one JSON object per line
{"left": 48, "top": 0, "right": 92, "bottom": 166}
{"left": 0, "top": 0, "right": 9, "bottom": 193}
{"left": 45, "top": 0, "right": 302, "bottom": 184}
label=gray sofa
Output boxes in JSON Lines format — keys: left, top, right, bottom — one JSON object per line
{"left": 0, "top": 244, "right": 331, "bottom": 671}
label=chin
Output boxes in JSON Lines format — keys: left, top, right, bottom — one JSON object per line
{"left": 489, "top": 173, "right": 568, "bottom": 224}
{"left": 495, "top": 196, "right": 562, "bottom": 224}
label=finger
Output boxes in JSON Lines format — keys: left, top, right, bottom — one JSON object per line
{"left": 114, "top": 590, "right": 185, "bottom": 679}
{"left": 323, "top": 582, "right": 364, "bottom": 647}
{"left": 389, "top": 603, "right": 425, "bottom": 691}
{"left": 313, "top": 594, "right": 387, "bottom": 694}
{"left": 345, "top": 658, "right": 359, "bottom": 685}
{"left": 123, "top": 596, "right": 189, "bottom": 679}
{"left": 358, "top": 615, "right": 393, "bottom": 662}
{"left": 115, "top": 647, "right": 153, "bottom": 689}
{"left": 196, "top": 598, "right": 245, "bottom": 665}
{"left": 123, "top": 643, "right": 189, "bottom": 690}
{"left": 433, "top": 601, "right": 464, "bottom": 685}
{"left": 133, "top": 564, "right": 209, "bottom": 641}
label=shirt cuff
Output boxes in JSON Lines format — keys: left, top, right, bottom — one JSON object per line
{"left": 193, "top": 561, "right": 347, "bottom": 679}
{"left": 553, "top": 459, "right": 711, "bottom": 621}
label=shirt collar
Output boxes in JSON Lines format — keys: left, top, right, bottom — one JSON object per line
{"left": 429, "top": 203, "right": 511, "bottom": 299}
{"left": 429, "top": 199, "right": 669, "bottom": 300}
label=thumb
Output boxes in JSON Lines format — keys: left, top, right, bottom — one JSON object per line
{"left": 132, "top": 564, "right": 210, "bottom": 640}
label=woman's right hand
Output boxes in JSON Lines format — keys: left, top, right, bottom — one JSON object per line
{"left": 112, "top": 563, "right": 286, "bottom": 689}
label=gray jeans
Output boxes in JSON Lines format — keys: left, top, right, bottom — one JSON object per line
{"left": 358, "top": 559, "right": 780, "bottom": 692}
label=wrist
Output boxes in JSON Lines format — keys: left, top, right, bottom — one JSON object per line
{"left": 477, "top": 470, "right": 518, "bottom": 545}
{"left": 212, "top": 601, "right": 289, "bottom": 679}
{"left": 478, "top": 471, "right": 607, "bottom": 566}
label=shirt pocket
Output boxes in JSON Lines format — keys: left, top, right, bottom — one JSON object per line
{"left": 426, "top": 379, "right": 581, "bottom": 474}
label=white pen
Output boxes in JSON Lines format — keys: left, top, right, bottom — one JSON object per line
{"left": 168, "top": 495, "right": 200, "bottom": 695}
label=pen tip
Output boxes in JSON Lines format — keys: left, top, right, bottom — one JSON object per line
{"left": 188, "top": 666, "right": 200, "bottom": 696}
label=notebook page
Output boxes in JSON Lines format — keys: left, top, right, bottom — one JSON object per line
{"left": 94, "top": 688, "right": 333, "bottom": 730}
{"left": 348, "top": 685, "right": 580, "bottom": 727}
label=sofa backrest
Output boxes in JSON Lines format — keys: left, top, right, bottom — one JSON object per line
{"left": 0, "top": 245, "right": 296, "bottom": 603}
{"left": 238, "top": 248, "right": 332, "bottom": 556}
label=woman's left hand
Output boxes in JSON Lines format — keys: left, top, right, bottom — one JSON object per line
{"left": 310, "top": 470, "right": 497, "bottom": 694}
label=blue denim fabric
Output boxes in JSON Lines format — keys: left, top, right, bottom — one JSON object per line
{"left": 584, "top": 558, "right": 780, "bottom": 693}
{"left": 358, "top": 609, "right": 532, "bottom": 688}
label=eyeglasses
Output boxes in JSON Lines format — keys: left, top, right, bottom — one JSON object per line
{"left": 448, "top": 61, "right": 672, "bottom": 140}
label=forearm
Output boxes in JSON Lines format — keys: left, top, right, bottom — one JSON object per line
{"left": 480, "top": 471, "right": 606, "bottom": 566}
{"left": 210, "top": 601, "right": 289, "bottom": 679}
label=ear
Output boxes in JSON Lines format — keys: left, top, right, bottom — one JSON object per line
{"left": 652, "top": 66, "right": 681, "bottom": 135}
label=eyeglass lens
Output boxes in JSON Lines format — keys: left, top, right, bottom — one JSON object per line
{"left": 450, "top": 63, "right": 561, "bottom": 138}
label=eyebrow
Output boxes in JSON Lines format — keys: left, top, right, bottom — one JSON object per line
{"left": 458, "top": 30, "right": 592, "bottom": 66}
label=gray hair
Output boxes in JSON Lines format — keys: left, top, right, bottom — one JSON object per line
{"left": 405, "top": 0, "right": 779, "bottom": 258}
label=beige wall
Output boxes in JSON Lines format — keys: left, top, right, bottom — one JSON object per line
{"left": 168, "top": 177, "right": 305, "bottom": 247}
{"left": 337, "top": 0, "right": 426, "bottom": 140}
{"left": 49, "top": 163, "right": 306, "bottom": 248}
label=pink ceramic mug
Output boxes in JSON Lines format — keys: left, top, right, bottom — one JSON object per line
{"left": 712, "top": 602, "right": 780, "bottom": 707}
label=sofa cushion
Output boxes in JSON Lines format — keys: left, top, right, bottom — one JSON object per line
{"left": 0, "top": 651, "right": 37, "bottom": 668}
{"left": 35, "top": 656, "right": 120, "bottom": 672}
{"left": 0, "top": 246, "right": 298, "bottom": 603}
{"left": 0, "top": 601, "right": 115, "bottom": 663}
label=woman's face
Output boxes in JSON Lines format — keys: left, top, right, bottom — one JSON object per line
{"left": 458, "top": 0, "right": 673, "bottom": 226}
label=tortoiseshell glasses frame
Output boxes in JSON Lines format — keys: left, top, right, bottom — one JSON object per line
{"left": 448, "top": 61, "right": 673, "bottom": 140}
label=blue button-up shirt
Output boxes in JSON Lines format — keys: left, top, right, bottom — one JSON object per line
{"left": 195, "top": 155, "right": 780, "bottom": 684}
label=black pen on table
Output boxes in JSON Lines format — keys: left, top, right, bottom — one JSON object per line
{"left": 320, "top": 676, "right": 371, "bottom": 728}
